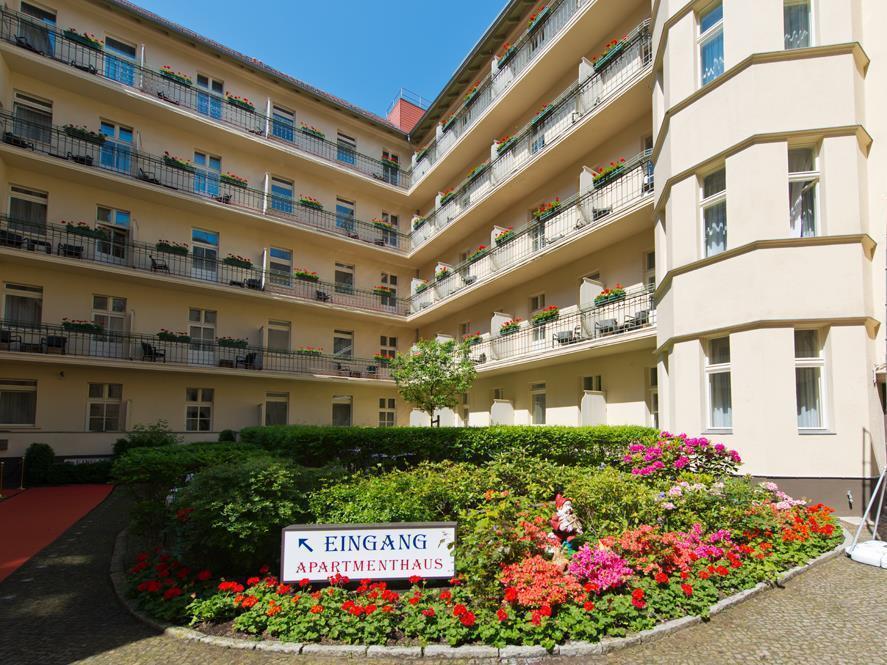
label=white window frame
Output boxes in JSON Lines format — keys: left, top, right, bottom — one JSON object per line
{"left": 530, "top": 382, "right": 546, "bottom": 425}
{"left": 378, "top": 397, "right": 396, "bottom": 427}
{"left": 705, "top": 336, "right": 732, "bottom": 432}
{"left": 697, "top": 1, "right": 725, "bottom": 87}
{"left": 582, "top": 375, "right": 603, "bottom": 392}
{"left": 700, "top": 167, "right": 727, "bottom": 258}
{"left": 265, "top": 392, "right": 289, "bottom": 426}
{"left": 87, "top": 382, "right": 123, "bottom": 432}
{"left": 646, "top": 367, "right": 659, "bottom": 429}
{"left": 794, "top": 329, "right": 828, "bottom": 431}
{"left": 784, "top": 0, "right": 813, "bottom": 50}
{"left": 643, "top": 250, "right": 656, "bottom": 290}
{"left": 91, "top": 294, "right": 127, "bottom": 334}
{"left": 0, "top": 379, "right": 37, "bottom": 426}
{"left": 188, "top": 308, "right": 217, "bottom": 349}
{"left": 788, "top": 146, "right": 820, "bottom": 238}
{"left": 267, "top": 320, "right": 291, "bottom": 352}
{"left": 185, "top": 387, "right": 214, "bottom": 432}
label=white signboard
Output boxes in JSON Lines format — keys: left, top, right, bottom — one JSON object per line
{"left": 281, "top": 522, "right": 456, "bottom": 583}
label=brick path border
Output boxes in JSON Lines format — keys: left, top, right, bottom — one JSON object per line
{"left": 109, "top": 528, "right": 851, "bottom": 661}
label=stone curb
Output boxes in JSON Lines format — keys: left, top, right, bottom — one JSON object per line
{"left": 109, "top": 527, "right": 851, "bottom": 662}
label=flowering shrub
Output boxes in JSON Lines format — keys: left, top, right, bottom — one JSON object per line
{"left": 501, "top": 556, "right": 585, "bottom": 608}
{"left": 619, "top": 432, "right": 741, "bottom": 478}
{"left": 567, "top": 547, "right": 633, "bottom": 591}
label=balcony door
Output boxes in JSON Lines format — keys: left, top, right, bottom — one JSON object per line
{"left": 99, "top": 121, "right": 134, "bottom": 174}
{"left": 188, "top": 308, "right": 217, "bottom": 366}
{"left": 196, "top": 74, "right": 223, "bottom": 120}
{"left": 8, "top": 185, "right": 48, "bottom": 234}
{"left": 13, "top": 91, "right": 52, "bottom": 144}
{"left": 95, "top": 206, "right": 130, "bottom": 265}
{"left": 194, "top": 151, "right": 221, "bottom": 198}
{"left": 191, "top": 228, "right": 218, "bottom": 281}
{"left": 91, "top": 294, "right": 127, "bottom": 358}
{"left": 104, "top": 36, "right": 136, "bottom": 86}
{"left": 19, "top": 2, "right": 56, "bottom": 55}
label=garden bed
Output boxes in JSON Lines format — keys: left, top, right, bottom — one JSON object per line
{"left": 114, "top": 428, "right": 843, "bottom": 654}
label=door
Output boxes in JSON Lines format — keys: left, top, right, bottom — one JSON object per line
{"left": 95, "top": 206, "right": 130, "bottom": 265}
{"left": 197, "top": 74, "right": 223, "bottom": 120}
{"left": 193, "top": 151, "right": 221, "bottom": 197}
{"left": 188, "top": 308, "right": 217, "bottom": 366}
{"left": 99, "top": 121, "right": 134, "bottom": 174}
{"left": 19, "top": 2, "right": 56, "bottom": 55}
{"left": 13, "top": 92, "right": 52, "bottom": 144}
{"left": 91, "top": 295, "right": 127, "bottom": 358}
{"left": 191, "top": 228, "right": 218, "bottom": 281}
{"left": 103, "top": 36, "right": 136, "bottom": 86}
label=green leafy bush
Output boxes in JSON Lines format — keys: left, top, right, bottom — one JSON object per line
{"left": 24, "top": 443, "right": 55, "bottom": 485}
{"left": 218, "top": 429, "right": 237, "bottom": 442}
{"left": 113, "top": 419, "right": 182, "bottom": 456}
{"left": 46, "top": 460, "right": 112, "bottom": 484}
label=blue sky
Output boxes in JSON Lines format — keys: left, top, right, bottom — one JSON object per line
{"left": 134, "top": 0, "right": 506, "bottom": 117}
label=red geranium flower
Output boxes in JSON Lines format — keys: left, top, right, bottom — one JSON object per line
{"left": 259, "top": 565, "right": 269, "bottom": 574}
{"left": 421, "top": 607, "right": 435, "bottom": 618}
{"left": 408, "top": 596, "right": 420, "bottom": 605}
{"left": 408, "top": 575, "right": 422, "bottom": 584}
{"left": 277, "top": 584, "right": 292, "bottom": 595}
{"left": 298, "top": 578, "right": 310, "bottom": 588}
{"left": 459, "top": 611, "right": 476, "bottom": 627}
{"left": 240, "top": 595, "right": 258, "bottom": 608}
{"left": 310, "top": 604, "right": 324, "bottom": 614}
{"left": 163, "top": 587, "right": 182, "bottom": 600}
{"left": 503, "top": 586, "right": 518, "bottom": 602}
{"left": 439, "top": 589, "right": 452, "bottom": 602}
{"left": 365, "top": 604, "right": 377, "bottom": 615}
{"left": 681, "top": 584, "right": 694, "bottom": 597}
{"left": 655, "top": 572, "right": 668, "bottom": 584}
{"left": 196, "top": 569, "right": 212, "bottom": 581}
{"left": 246, "top": 577, "right": 260, "bottom": 586}
{"left": 496, "top": 608, "right": 508, "bottom": 622}
{"left": 583, "top": 601, "right": 595, "bottom": 612}
{"left": 452, "top": 603, "right": 467, "bottom": 617}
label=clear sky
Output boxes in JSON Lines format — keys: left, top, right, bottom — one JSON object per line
{"left": 133, "top": 0, "right": 506, "bottom": 118}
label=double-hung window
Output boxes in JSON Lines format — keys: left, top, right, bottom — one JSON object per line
{"left": 92, "top": 295, "right": 127, "bottom": 336}
{"left": 0, "top": 379, "right": 37, "bottom": 425}
{"left": 337, "top": 132, "right": 356, "bottom": 164}
{"left": 191, "top": 228, "right": 219, "bottom": 280}
{"left": 265, "top": 392, "right": 289, "bottom": 425}
{"left": 13, "top": 91, "right": 52, "bottom": 143}
{"left": 706, "top": 336, "right": 732, "bottom": 430}
{"left": 698, "top": 2, "right": 724, "bottom": 86}
{"left": 8, "top": 185, "right": 47, "bottom": 234}
{"left": 788, "top": 147, "right": 818, "bottom": 238}
{"left": 378, "top": 398, "right": 396, "bottom": 427}
{"left": 196, "top": 74, "right": 223, "bottom": 120}
{"left": 185, "top": 387, "right": 213, "bottom": 431}
{"left": 193, "top": 151, "right": 221, "bottom": 197}
{"left": 188, "top": 308, "right": 216, "bottom": 350}
{"left": 701, "top": 168, "right": 727, "bottom": 257}
{"left": 795, "top": 329, "right": 826, "bottom": 430}
{"left": 88, "top": 383, "right": 123, "bottom": 432}
{"left": 269, "top": 247, "right": 293, "bottom": 286}
{"left": 784, "top": 0, "right": 811, "bottom": 50}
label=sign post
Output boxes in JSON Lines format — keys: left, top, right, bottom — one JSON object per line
{"left": 281, "top": 522, "right": 456, "bottom": 583}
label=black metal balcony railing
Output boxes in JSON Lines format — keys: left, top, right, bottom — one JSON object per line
{"left": 467, "top": 287, "right": 656, "bottom": 367}
{"left": 0, "top": 6, "right": 411, "bottom": 189}
{"left": 411, "top": 20, "right": 652, "bottom": 249}
{"left": 412, "top": 151, "right": 654, "bottom": 313}
{"left": 0, "top": 319, "right": 392, "bottom": 380}
{"left": 0, "top": 111, "right": 411, "bottom": 251}
{"left": 0, "top": 215, "right": 411, "bottom": 316}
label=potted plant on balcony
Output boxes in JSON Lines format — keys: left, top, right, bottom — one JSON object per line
{"left": 593, "top": 158, "right": 627, "bottom": 187}
{"left": 299, "top": 195, "right": 323, "bottom": 210}
{"left": 415, "top": 281, "right": 429, "bottom": 294}
{"left": 441, "top": 115, "right": 457, "bottom": 133}
{"left": 532, "top": 198, "right": 561, "bottom": 222}
{"left": 499, "top": 317, "right": 523, "bottom": 336}
{"left": 593, "top": 35, "right": 628, "bottom": 73}
{"left": 462, "top": 331, "right": 482, "bottom": 346}
{"left": 380, "top": 155, "right": 400, "bottom": 169}
{"left": 373, "top": 285, "right": 396, "bottom": 297}
{"left": 412, "top": 216, "right": 427, "bottom": 231}
{"left": 219, "top": 171, "right": 248, "bottom": 187}
{"left": 156, "top": 240, "right": 189, "bottom": 256}
{"left": 498, "top": 42, "right": 518, "bottom": 68}
{"left": 295, "top": 346, "right": 323, "bottom": 356}
{"left": 222, "top": 253, "right": 252, "bottom": 269}
{"left": 299, "top": 123, "right": 325, "bottom": 140}
{"left": 61, "top": 221, "right": 109, "bottom": 240}
{"left": 416, "top": 145, "right": 432, "bottom": 163}
{"left": 435, "top": 267, "right": 451, "bottom": 281}
{"left": 495, "top": 227, "right": 515, "bottom": 245}
{"left": 293, "top": 268, "right": 319, "bottom": 282}
{"left": 531, "top": 305, "right": 560, "bottom": 326}
{"left": 466, "top": 161, "right": 489, "bottom": 182}
{"left": 62, "top": 28, "right": 103, "bottom": 50}
{"left": 463, "top": 83, "right": 480, "bottom": 107}
{"left": 530, "top": 103, "right": 555, "bottom": 127}
{"left": 217, "top": 336, "right": 248, "bottom": 349}
{"left": 225, "top": 93, "right": 255, "bottom": 112}
{"left": 162, "top": 151, "right": 195, "bottom": 172}
{"left": 467, "top": 245, "right": 489, "bottom": 262}
{"left": 594, "top": 283, "right": 626, "bottom": 307}
{"left": 157, "top": 329, "right": 191, "bottom": 343}
{"left": 61, "top": 318, "right": 103, "bottom": 334}
{"left": 159, "top": 65, "right": 192, "bottom": 87}
{"left": 439, "top": 188, "right": 455, "bottom": 206}
{"left": 373, "top": 353, "right": 392, "bottom": 367}
{"left": 372, "top": 218, "right": 397, "bottom": 233}
{"left": 527, "top": 4, "right": 550, "bottom": 33}
{"left": 63, "top": 124, "right": 106, "bottom": 144}
{"left": 495, "top": 134, "right": 517, "bottom": 155}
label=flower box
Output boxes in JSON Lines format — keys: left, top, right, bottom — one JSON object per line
{"left": 63, "top": 222, "right": 108, "bottom": 240}
{"left": 156, "top": 241, "right": 189, "bottom": 256}
{"left": 593, "top": 160, "right": 626, "bottom": 187}
{"left": 412, "top": 217, "right": 427, "bottom": 231}
{"left": 295, "top": 347, "right": 322, "bottom": 356}
{"left": 226, "top": 95, "right": 255, "bottom": 112}
{"left": 158, "top": 330, "right": 191, "bottom": 343}
{"left": 63, "top": 124, "right": 106, "bottom": 144}
{"left": 300, "top": 125, "right": 325, "bottom": 140}
{"left": 416, "top": 146, "right": 432, "bottom": 163}
{"left": 61, "top": 319, "right": 103, "bottom": 334}
{"left": 532, "top": 199, "right": 561, "bottom": 222}
{"left": 499, "top": 318, "right": 522, "bottom": 336}
{"left": 63, "top": 29, "right": 102, "bottom": 50}
{"left": 495, "top": 136, "right": 517, "bottom": 155}
{"left": 527, "top": 5, "right": 550, "bottom": 33}
{"left": 463, "top": 85, "right": 479, "bottom": 107}
{"left": 380, "top": 157, "right": 400, "bottom": 169}
{"left": 372, "top": 354, "right": 391, "bottom": 366}
{"left": 466, "top": 162, "right": 489, "bottom": 182}
{"left": 372, "top": 220, "right": 397, "bottom": 233}
{"left": 373, "top": 285, "right": 396, "bottom": 296}
{"left": 220, "top": 172, "right": 248, "bottom": 188}
{"left": 594, "top": 286, "right": 626, "bottom": 307}
{"left": 222, "top": 255, "right": 253, "bottom": 269}
{"left": 293, "top": 269, "right": 319, "bottom": 282}
{"left": 162, "top": 152, "right": 195, "bottom": 172}
{"left": 435, "top": 269, "right": 451, "bottom": 281}
{"left": 299, "top": 196, "right": 323, "bottom": 210}
{"left": 159, "top": 66, "right": 192, "bottom": 87}
{"left": 495, "top": 227, "right": 515, "bottom": 245}
{"left": 217, "top": 337, "right": 248, "bottom": 349}
{"left": 415, "top": 282, "right": 429, "bottom": 294}
{"left": 439, "top": 190, "right": 455, "bottom": 206}
{"left": 593, "top": 38, "right": 627, "bottom": 73}
{"left": 498, "top": 43, "right": 518, "bottom": 68}
{"left": 441, "top": 115, "right": 457, "bottom": 133}
{"left": 462, "top": 332, "right": 482, "bottom": 345}
{"left": 531, "top": 103, "right": 555, "bottom": 127}
{"left": 467, "top": 245, "right": 489, "bottom": 262}
{"left": 531, "top": 305, "right": 560, "bottom": 326}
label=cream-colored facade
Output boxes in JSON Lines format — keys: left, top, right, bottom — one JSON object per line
{"left": 0, "top": 0, "right": 882, "bottom": 504}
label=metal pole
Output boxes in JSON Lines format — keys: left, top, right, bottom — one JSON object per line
{"left": 19, "top": 455, "right": 25, "bottom": 489}
{"left": 0, "top": 461, "right": 5, "bottom": 498}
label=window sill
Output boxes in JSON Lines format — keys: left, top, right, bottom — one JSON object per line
{"left": 798, "top": 428, "right": 835, "bottom": 436}
{"left": 0, "top": 425, "right": 40, "bottom": 431}
{"left": 702, "top": 429, "right": 732, "bottom": 435}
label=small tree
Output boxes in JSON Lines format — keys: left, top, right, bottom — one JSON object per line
{"left": 389, "top": 338, "right": 477, "bottom": 424}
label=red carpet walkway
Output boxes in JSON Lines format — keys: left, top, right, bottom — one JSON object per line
{"left": 0, "top": 485, "right": 113, "bottom": 582}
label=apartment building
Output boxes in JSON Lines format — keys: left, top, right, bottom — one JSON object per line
{"left": 0, "top": 0, "right": 882, "bottom": 504}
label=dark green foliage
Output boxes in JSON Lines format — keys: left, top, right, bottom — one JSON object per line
{"left": 24, "top": 442, "right": 55, "bottom": 485}
{"left": 218, "top": 429, "right": 238, "bottom": 442}
{"left": 46, "top": 460, "right": 112, "bottom": 484}
{"left": 113, "top": 419, "right": 181, "bottom": 456}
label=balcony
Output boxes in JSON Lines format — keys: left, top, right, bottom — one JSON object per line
{"left": 0, "top": 111, "right": 411, "bottom": 252}
{"left": 0, "top": 216, "right": 411, "bottom": 318}
{"left": 410, "top": 21, "right": 652, "bottom": 252}
{"left": 0, "top": 320, "right": 392, "bottom": 382}
{"left": 410, "top": 152, "right": 654, "bottom": 315}
{"left": 467, "top": 287, "right": 656, "bottom": 372}
{"left": 0, "top": 7, "right": 412, "bottom": 190}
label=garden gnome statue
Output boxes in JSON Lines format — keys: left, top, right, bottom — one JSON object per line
{"left": 550, "top": 494, "right": 583, "bottom": 540}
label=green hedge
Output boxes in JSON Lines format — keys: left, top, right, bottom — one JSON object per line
{"left": 46, "top": 460, "right": 113, "bottom": 484}
{"left": 239, "top": 425, "right": 656, "bottom": 469}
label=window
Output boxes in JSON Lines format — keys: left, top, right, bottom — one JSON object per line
{"left": 96, "top": 206, "right": 130, "bottom": 262}
{"left": 333, "top": 330, "right": 353, "bottom": 358}
{"left": 185, "top": 387, "right": 213, "bottom": 431}
{"left": 337, "top": 132, "right": 356, "bottom": 164}
{"left": 4, "top": 283, "right": 42, "bottom": 325}
{"left": 644, "top": 251, "right": 656, "bottom": 290}
{"left": 270, "top": 177, "right": 294, "bottom": 214}
{"left": 335, "top": 198, "right": 355, "bottom": 235}
{"left": 13, "top": 91, "right": 52, "bottom": 143}
{"left": 92, "top": 295, "right": 126, "bottom": 334}
{"left": 269, "top": 247, "right": 293, "bottom": 286}
{"left": 492, "top": 387, "right": 505, "bottom": 401}
{"left": 379, "top": 335, "right": 397, "bottom": 361}
{"left": 459, "top": 322, "right": 471, "bottom": 339}
{"left": 272, "top": 105, "right": 295, "bottom": 142}
{"left": 191, "top": 228, "right": 219, "bottom": 279}
{"left": 196, "top": 74, "right": 224, "bottom": 120}
{"left": 529, "top": 293, "right": 546, "bottom": 312}
{"left": 267, "top": 320, "right": 291, "bottom": 352}
{"left": 8, "top": 185, "right": 47, "bottom": 233}
{"left": 104, "top": 36, "right": 136, "bottom": 86}
{"left": 795, "top": 329, "right": 825, "bottom": 429}
{"left": 705, "top": 336, "right": 732, "bottom": 430}
{"left": 332, "top": 395, "right": 352, "bottom": 426}
{"left": 379, "top": 212, "right": 399, "bottom": 248}
{"left": 194, "top": 151, "right": 221, "bottom": 197}
{"left": 379, "top": 272, "right": 397, "bottom": 307}
{"left": 265, "top": 392, "right": 288, "bottom": 426}
{"left": 530, "top": 383, "right": 546, "bottom": 424}
{"left": 0, "top": 379, "right": 37, "bottom": 425}
{"left": 784, "top": 0, "right": 811, "bottom": 50}
{"left": 701, "top": 168, "right": 727, "bottom": 257}
{"left": 698, "top": 2, "right": 724, "bottom": 86}
{"left": 460, "top": 392, "right": 470, "bottom": 425}
{"left": 188, "top": 308, "right": 216, "bottom": 349}
{"left": 334, "top": 262, "right": 354, "bottom": 295}
{"left": 379, "top": 397, "right": 396, "bottom": 427}
{"left": 19, "top": 2, "right": 56, "bottom": 55}
{"left": 583, "top": 375, "right": 603, "bottom": 391}
{"left": 99, "top": 121, "right": 134, "bottom": 174}
{"left": 87, "top": 383, "right": 122, "bottom": 432}
{"left": 382, "top": 150, "right": 399, "bottom": 185}
{"left": 788, "top": 147, "right": 818, "bottom": 238}
{"left": 647, "top": 367, "right": 659, "bottom": 429}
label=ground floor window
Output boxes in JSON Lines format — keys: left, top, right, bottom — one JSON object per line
{"left": 530, "top": 382, "right": 546, "bottom": 424}
{"left": 0, "top": 379, "right": 37, "bottom": 425}
{"left": 186, "top": 388, "right": 213, "bottom": 431}
{"left": 705, "top": 336, "right": 732, "bottom": 430}
{"left": 332, "top": 395, "right": 352, "bottom": 426}
{"left": 378, "top": 397, "right": 395, "bottom": 427}
{"left": 265, "top": 392, "right": 288, "bottom": 426}
{"left": 647, "top": 367, "right": 659, "bottom": 429}
{"left": 88, "top": 383, "right": 122, "bottom": 432}
{"left": 795, "top": 329, "right": 825, "bottom": 430}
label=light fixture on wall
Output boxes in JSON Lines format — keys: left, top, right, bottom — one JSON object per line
{"left": 58, "top": 371, "right": 65, "bottom": 379}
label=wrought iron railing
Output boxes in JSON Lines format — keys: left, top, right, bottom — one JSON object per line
{"left": 0, "top": 319, "right": 392, "bottom": 380}
{"left": 0, "top": 216, "right": 410, "bottom": 316}
{"left": 411, "top": 20, "right": 652, "bottom": 248}
{"left": 467, "top": 287, "right": 656, "bottom": 367}
{"left": 0, "top": 111, "right": 411, "bottom": 251}
{"left": 411, "top": 151, "right": 654, "bottom": 313}
{"left": 0, "top": 6, "right": 412, "bottom": 188}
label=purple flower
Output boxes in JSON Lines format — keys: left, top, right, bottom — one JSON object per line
{"left": 673, "top": 456, "right": 690, "bottom": 469}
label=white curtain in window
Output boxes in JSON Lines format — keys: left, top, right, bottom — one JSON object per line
{"left": 709, "top": 372, "right": 732, "bottom": 428}
{"left": 789, "top": 180, "right": 816, "bottom": 237}
{"left": 0, "top": 390, "right": 36, "bottom": 424}
{"left": 701, "top": 32, "right": 724, "bottom": 85}
{"left": 784, "top": 1, "right": 810, "bottom": 50}
{"left": 704, "top": 201, "right": 727, "bottom": 256}
{"left": 796, "top": 367, "right": 821, "bottom": 428}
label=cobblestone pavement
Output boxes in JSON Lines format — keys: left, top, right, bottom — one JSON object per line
{"left": 1, "top": 488, "right": 886, "bottom": 664}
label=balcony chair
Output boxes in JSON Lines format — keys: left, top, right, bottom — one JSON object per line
{"left": 0, "top": 229, "right": 25, "bottom": 249}
{"left": 42, "top": 335, "right": 67, "bottom": 354}
{"left": 141, "top": 341, "right": 166, "bottom": 362}
{"left": 138, "top": 168, "right": 161, "bottom": 185}
{"left": 244, "top": 278, "right": 263, "bottom": 291}
{"left": 70, "top": 60, "right": 98, "bottom": 75}
{"left": 235, "top": 351, "right": 258, "bottom": 369}
{"left": 214, "top": 194, "right": 232, "bottom": 204}
{"left": 366, "top": 365, "right": 378, "bottom": 377}
{"left": 149, "top": 255, "right": 170, "bottom": 273}
{"left": 14, "top": 34, "right": 43, "bottom": 54}
{"left": 553, "top": 326, "right": 582, "bottom": 346}
{"left": 3, "top": 132, "right": 34, "bottom": 150}
{"left": 156, "top": 90, "right": 180, "bottom": 106}
{"left": 27, "top": 238, "right": 52, "bottom": 254}
{"left": 0, "top": 329, "right": 22, "bottom": 350}
{"left": 463, "top": 275, "right": 477, "bottom": 285}
{"left": 57, "top": 243, "right": 83, "bottom": 259}
{"left": 66, "top": 152, "right": 94, "bottom": 166}
{"left": 594, "top": 319, "right": 618, "bottom": 336}
{"left": 315, "top": 290, "right": 331, "bottom": 303}
{"left": 623, "top": 310, "right": 650, "bottom": 330}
